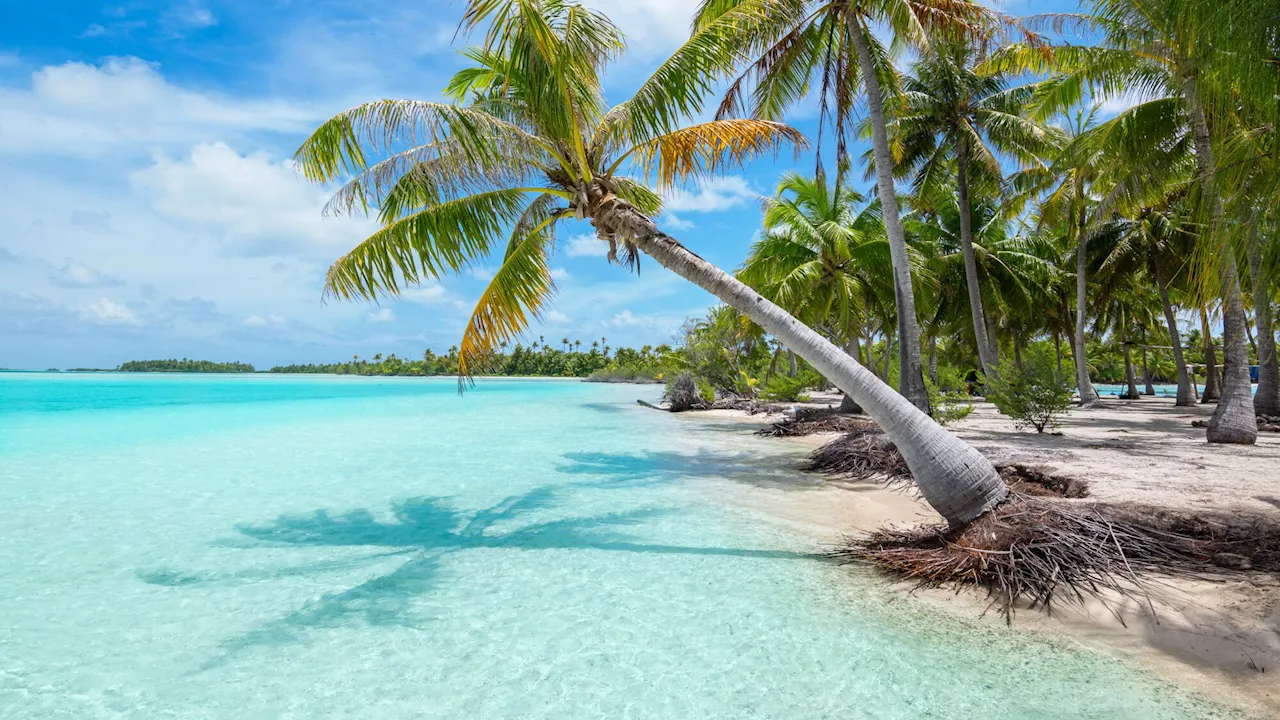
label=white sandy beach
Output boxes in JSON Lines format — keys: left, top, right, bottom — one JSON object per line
{"left": 679, "top": 396, "right": 1280, "bottom": 718}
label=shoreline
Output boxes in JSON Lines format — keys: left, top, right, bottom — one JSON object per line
{"left": 675, "top": 396, "right": 1280, "bottom": 718}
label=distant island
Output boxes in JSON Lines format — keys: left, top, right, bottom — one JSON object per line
{"left": 118, "top": 359, "right": 256, "bottom": 373}
{"left": 110, "top": 340, "right": 669, "bottom": 382}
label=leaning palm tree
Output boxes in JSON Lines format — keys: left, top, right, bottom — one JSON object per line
{"left": 889, "top": 38, "right": 1060, "bottom": 379}
{"left": 664, "top": 0, "right": 1014, "bottom": 412}
{"left": 294, "top": 1, "right": 1006, "bottom": 525}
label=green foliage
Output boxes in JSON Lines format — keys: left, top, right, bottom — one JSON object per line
{"left": 986, "top": 352, "right": 1074, "bottom": 433}
{"left": 925, "top": 378, "right": 974, "bottom": 426}
{"left": 758, "top": 370, "right": 819, "bottom": 402}
{"left": 118, "top": 359, "right": 255, "bottom": 373}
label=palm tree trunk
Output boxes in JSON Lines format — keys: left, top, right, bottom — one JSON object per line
{"left": 882, "top": 328, "right": 897, "bottom": 381}
{"left": 1154, "top": 253, "right": 1194, "bottom": 406}
{"left": 628, "top": 227, "right": 1005, "bottom": 525}
{"left": 928, "top": 335, "right": 938, "bottom": 385}
{"left": 787, "top": 349, "right": 798, "bottom": 378}
{"left": 841, "top": 336, "right": 864, "bottom": 414}
{"left": 850, "top": 24, "right": 929, "bottom": 414}
{"left": 1200, "top": 307, "right": 1222, "bottom": 403}
{"left": 1184, "top": 75, "right": 1256, "bottom": 443}
{"left": 955, "top": 143, "right": 998, "bottom": 378}
{"left": 1248, "top": 238, "right": 1280, "bottom": 416}
{"left": 1073, "top": 181, "right": 1100, "bottom": 405}
{"left": 1141, "top": 340, "right": 1156, "bottom": 396}
{"left": 1054, "top": 329, "right": 1064, "bottom": 375}
{"left": 1122, "top": 342, "right": 1140, "bottom": 399}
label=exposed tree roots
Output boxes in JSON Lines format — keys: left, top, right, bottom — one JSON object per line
{"left": 759, "top": 414, "right": 879, "bottom": 437}
{"left": 1193, "top": 414, "right": 1280, "bottom": 432}
{"left": 806, "top": 428, "right": 912, "bottom": 485}
{"left": 829, "top": 494, "right": 1280, "bottom": 620}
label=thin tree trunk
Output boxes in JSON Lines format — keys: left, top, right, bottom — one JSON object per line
{"left": 1141, "top": 339, "right": 1156, "bottom": 396}
{"left": 840, "top": 337, "right": 864, "bottom": 414}
{"left": 955, "top": 143, "right": 997, "bottom": 378}
{"left": 985, "top": 313, "right": 1000, "bottom": 368}
{"left": 1122, "top": 342, "right": 1140, "bottom": 399}
{"left": 624, "top": 227, "right": 1005, "bottom": 525}
{"left": 1184, "top": 74, "right": 1256, "bottom": 443}
{"left": 928, "top": 335, "right": 938, "bottom": 385}
{"left": 1054, "top": 329, "right": 1064, "bottom": 375}
{"left": 1155, "top": 253, "right": 1194, "bottom": 406}
{"left": 1201, "top": 307, "right": 1222, "bottom": 403}
{"left": 787, "top": 349, "right": 798, "bottom": 378}
{"left": 1013, "top": 334, "right": 1024, "bottom": 373}
{"left": 851, "top": 24, "right": 929, "bottom": 414}
{"left": 1073, "top": 179, "right": 1099, "bottom": 405}
{"left": 882, "top": 328, "right": 896, "bottom": 381}
{"left": 1248, "top": 237, "right": 1280, "bottom": 416}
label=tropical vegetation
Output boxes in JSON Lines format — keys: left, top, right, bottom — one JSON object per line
{"left": 296, "top": 0, "right": 1278, "bottom": 527}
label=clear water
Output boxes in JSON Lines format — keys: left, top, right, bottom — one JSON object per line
{"left": 0, "top": 373, "right": 1241, "bottom": 719}
{"left": 1093, "top": 383, "right": 1255, "bottom": 397}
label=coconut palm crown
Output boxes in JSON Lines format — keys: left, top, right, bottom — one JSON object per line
{"left": 294, "top": 0, "right": 803, "bottom": 380}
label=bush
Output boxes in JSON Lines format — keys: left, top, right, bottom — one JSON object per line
{"left": 986, "top": 357, "right": 1073, "bottom": 433}
{"left": 758, "top": 371, "right": 817, "bottom": 402}
{"left": 926, "top": 379, "right": 974, "bottom": 426}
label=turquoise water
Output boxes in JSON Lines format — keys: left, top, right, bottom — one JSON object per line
{"left": 0, "top": 373, "right": 1241, "bottom": 718}
{"left": 1093, "top": 383, "right": 1256, "bottom": 397}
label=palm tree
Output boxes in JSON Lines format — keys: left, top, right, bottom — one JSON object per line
{"left": 738, "top": 172, "right": 901, "bottom": 411}
{"left": 890, "top": 38, "right": 1059, "bottom": 378}
{"left": 990, "top": 0, "right": 1257, "bottom": 441}
{"left": 670, "top": 0, "right": 1014, "bottom": 412}
{"left": 295, "top": 0, "right": 1006, "bottom": 525}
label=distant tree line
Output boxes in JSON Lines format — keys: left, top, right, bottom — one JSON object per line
{"left": 118, "top": 359, "right": 255, "bottom": 373}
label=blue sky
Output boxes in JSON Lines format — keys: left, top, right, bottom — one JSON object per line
{"left": 0, "top": 0, "right": 1082, "bottom": 370}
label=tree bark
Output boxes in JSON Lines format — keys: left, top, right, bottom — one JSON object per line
{"left": 955, "top": 142, "right": 998, "bottom": 378}
{"left": 630, "top": 227, "right": 1005, "bottom": 525}
{"left": 927, "top": 335, "right": 938, "bottom": 385}
{"left": 1184, "top": 74, "right": 1256, "bottom": 443}
{"left": 1155, "top": 253, "right": 1194, "bottom": 405}
{"left": 787, "top": 349, "right": 798, "bottom": 378}
{"left": 840, "top": 337, "right": 864, "bottom": 414}
{"left": 1054, "top": 329, "right": 1064, "bottom": 375}
{"left": 1248, "top": 237, "right": 1280, "bottom": 416}
{"left": 1073, "top": 178, "right": 1100, "bottom": 405}
{"left": 1141, "top": 340, "right": 1156, "bottom": 396}
{"left": 850, "top": 24, "right": 929, "bottom": 414}
{"left": 1200, "top": 307, "right": 1222, "bottom": 403}
{"left": 1122, "top": 342, "right": 1140, "bottom": 399}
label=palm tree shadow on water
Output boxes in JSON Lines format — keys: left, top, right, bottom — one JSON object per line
{"left": 140, "top": 482, "right": 817, "bottom": 671}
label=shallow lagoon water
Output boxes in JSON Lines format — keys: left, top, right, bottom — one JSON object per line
{"left": 0, "top": 373, "right": 1242, "bottom": 718}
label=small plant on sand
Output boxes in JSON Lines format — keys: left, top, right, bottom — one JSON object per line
{"left": 986, "top": 354, "right": 1072, "bottom": 433}
{"left": 925, "top": 372, "right": 974, "bottom": 426}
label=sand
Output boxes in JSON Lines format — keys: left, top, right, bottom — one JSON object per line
{"left": 680, "top": 395, "right": 1280, "bottom": 718}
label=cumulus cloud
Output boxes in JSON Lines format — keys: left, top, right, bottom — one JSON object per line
{"left": 0, "top": 57, "right": 315, "bottom": 157}
{"left": 546, "top": 310, "right": 571, "bottom": 323}
{"left": 82, "top": 297, "right": 139, "bottom": 324}
{"left": 661, "top": 213, "right": 695, "bottom": 231}
{"left": 131, "top": 142, "right": 374, "bottom": 257}
{"left": 367, "top": 307, "right": 395, "bottom": 323}
{"left": 565, "top": 234, "right": 607, "bottom": 258}
{"left": 662, "top": 176, "right": 758, "bottom": 213}
{"left": 244, "top": 314, "right": 286, "bottom": 327}
{"left": 49, "top": 260, "right": 125, "bottom": 288}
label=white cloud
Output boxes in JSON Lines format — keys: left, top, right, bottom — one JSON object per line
{"left": 661, "top": 213, "right": 695, "bottom": 231}
{"left": 82, "top": 297, "right": 139, "bottom": 324}
{"left": 243, "top": 314, "right": 286, "bottom": 327}
{"left": 610, "top": 309, "right": 641, "bottom": 326}
{"left": 1097, "top": 88, "right": 1155, "bottom": 117}
{"left": 579, "top": 0, "right": 695, "bottom": 58}
{"left": 546, "top": 310, "right": 571, "bottom": 323}
{"left": 401, "top": 281, "right": 469, "bottom": 311}
{"left": 49, "top": 260, "right": 125, "bottom": 288}
{"left": 0, "top": 57, "right": 316, "bottom": 157}
{"left": 565, "top": 234, "right": 607, "bottom": 258}
{"left": 549, "top": 267, "right": 570, "bottom": 280}
{"left": 131, "top": 142, "right": 374, "bottom": 257}
{"left": 367, "top": 307, "right": 395, "bottom": 323}
{"left": 662, "top": 176, "right": 759, "bottom": 213}
{"left": 165, "top": 2, "right": 218, "bottom": 32}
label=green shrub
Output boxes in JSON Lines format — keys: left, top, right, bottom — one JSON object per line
{"left": 986, "top": 356, "right": 1073, "bottom": 433}
{"left": 758, "top": 371, "right": 817, "bottom": 402}
{"left": 926, "top": 378, "right": 974, "bottom": 426}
